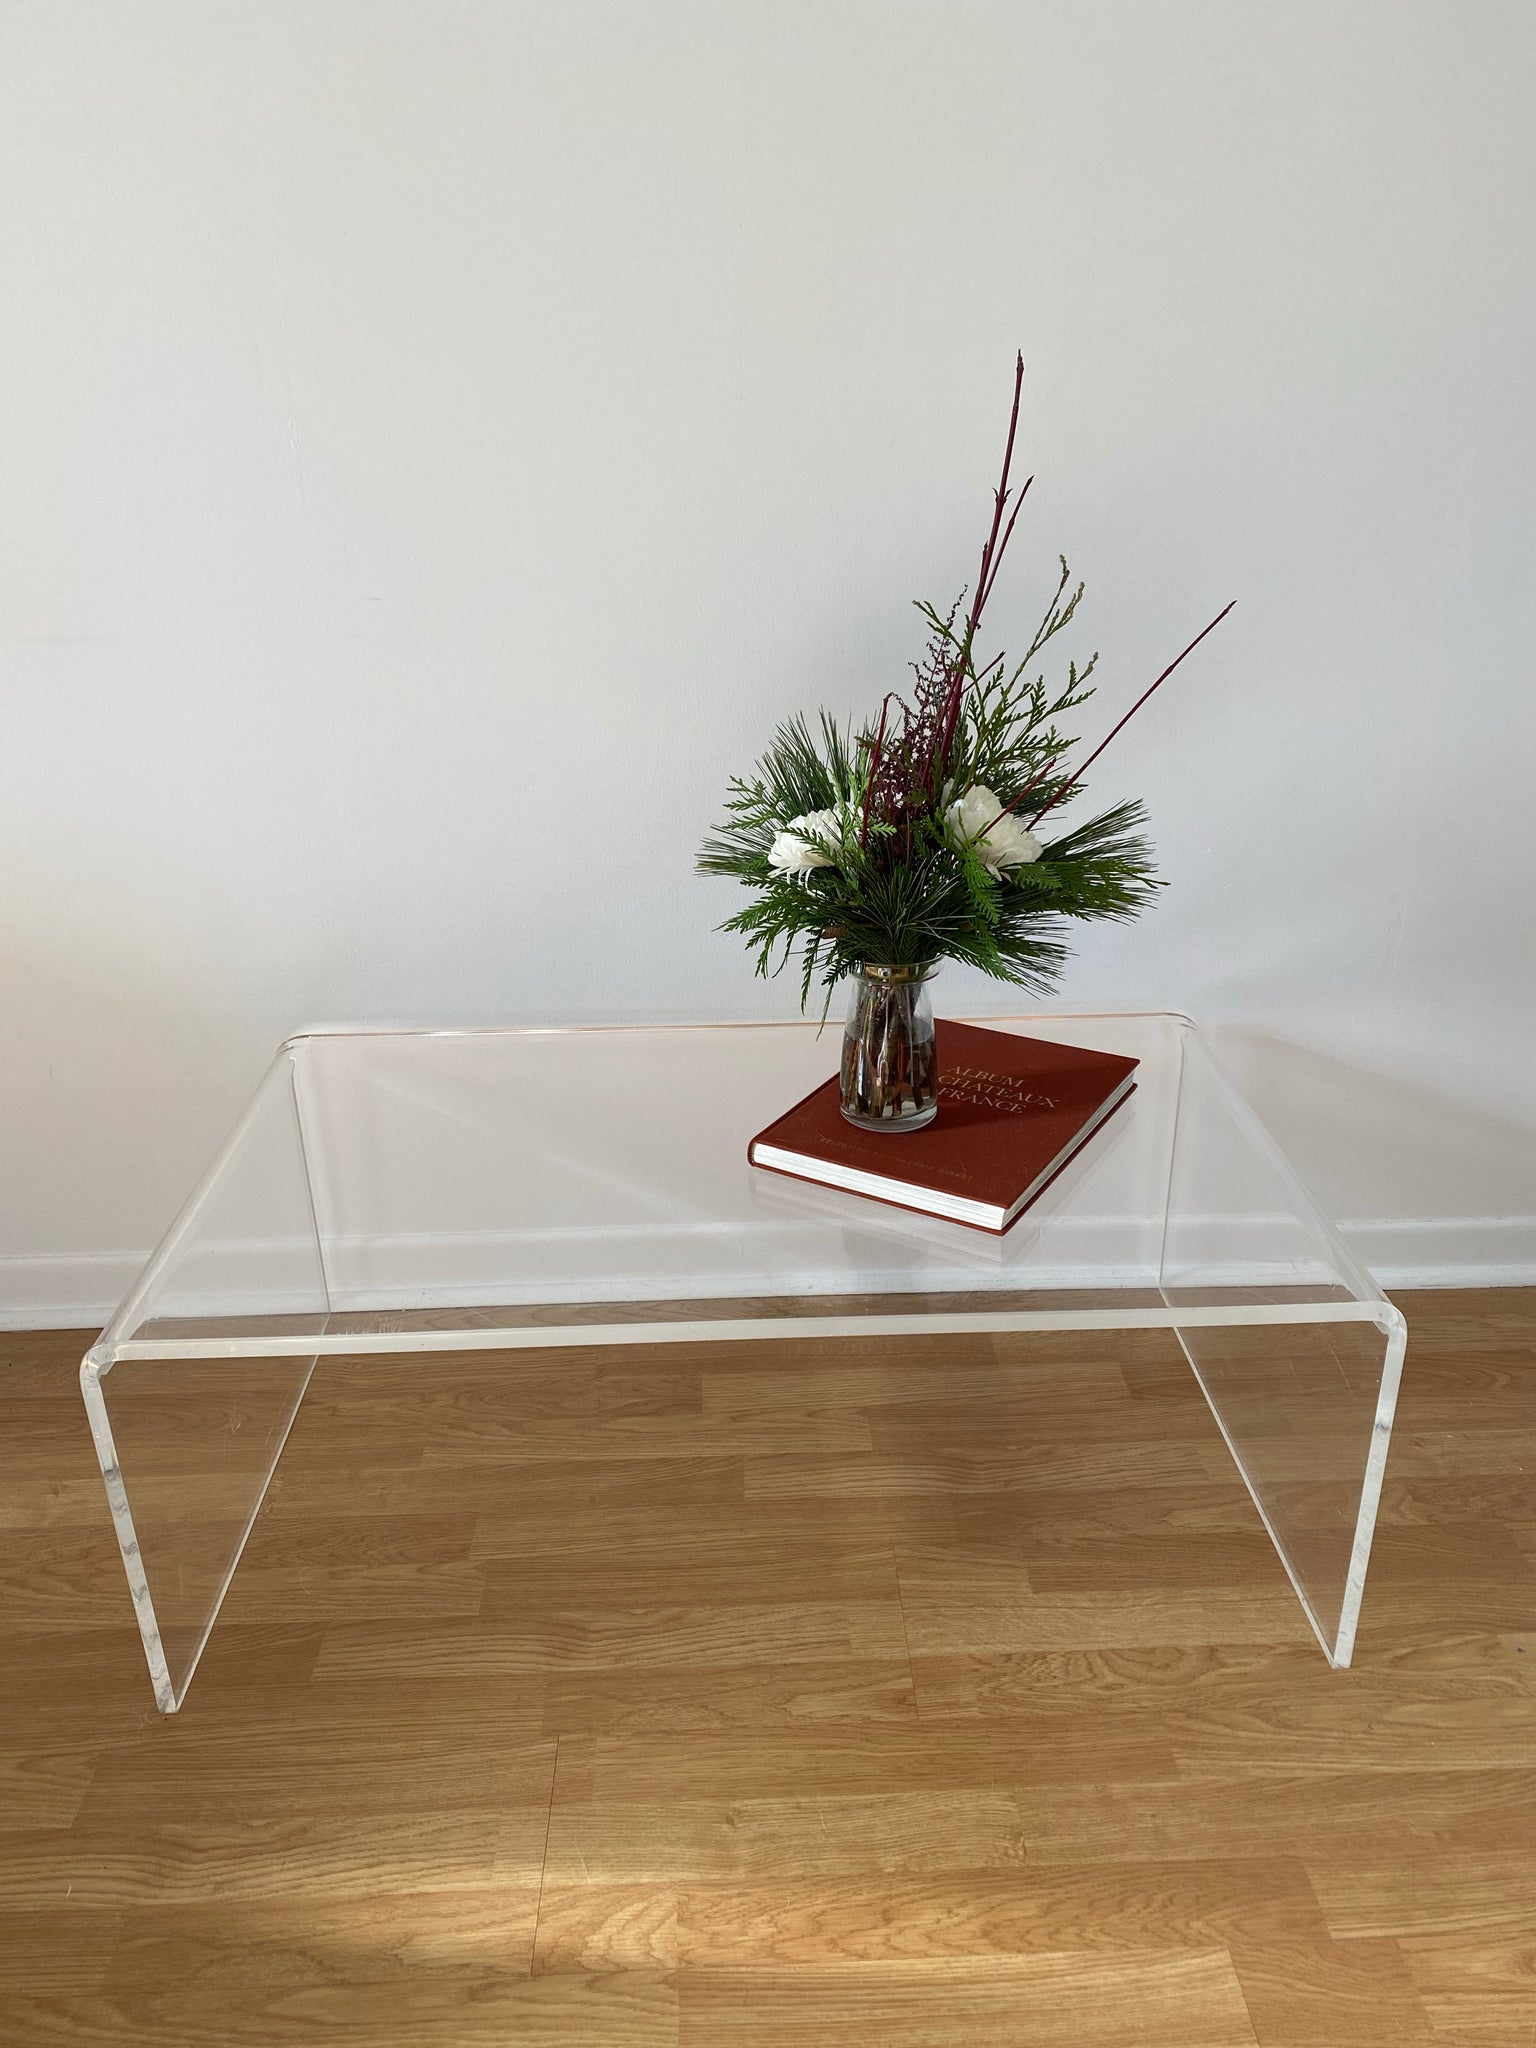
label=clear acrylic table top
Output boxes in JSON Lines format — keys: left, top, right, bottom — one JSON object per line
{"left": 89, "top": 1012, "right": 1396, "bottom": 1359}
{"left": 81, "top": 1013, "right": 1408, "bottom": 1707}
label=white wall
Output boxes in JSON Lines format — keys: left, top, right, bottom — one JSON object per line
{"left": 3, "top": 0, "right": 1533, "bottom": 1324}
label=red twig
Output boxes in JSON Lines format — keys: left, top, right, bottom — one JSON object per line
{"left": 979, "top": 755, "right": 1062, "bottom": 838}
{"left": 969, "top": 353, "right": 1026, "bottom": 641}
{"left": 968, "top": 648, "right": 1007, "bottom": 694}
{"left": 933, "top": 356, "right": 1031, "bottom": 789}
{"left": 1026, "top": 601, "right": 1236, "bottom": 830}
{"left": 860, "top": 694, "right": 894, "bottom": 848}
{"left": 978, "top": 474, "right": 1033, "bottom": 618}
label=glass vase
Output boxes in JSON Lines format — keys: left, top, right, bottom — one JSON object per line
{"left": 839, "top": 963, "right": 939, "bottom": 1132}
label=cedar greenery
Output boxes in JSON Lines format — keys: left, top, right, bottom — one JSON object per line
{"left": 698, "top": 356, "right": 1232, "bottom": 1012}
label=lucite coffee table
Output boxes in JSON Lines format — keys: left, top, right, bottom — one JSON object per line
{"left": 82, "top": 1013, "right": 1407, "bottom": 1711}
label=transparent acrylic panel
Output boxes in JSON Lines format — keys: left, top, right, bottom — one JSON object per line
{"left": 81, "top": 1052, "right": 326, "bottom": 1709}
{"left": 1160, "top": 1032, "right": 1407, "bottom": 1664}
{"left": 79, "top": 1353, "right": 316, "bottom": 1710}
{"left": 1162, "top": 1316, "right": 1403, "bottom": 1664}
{"left": 291, "top": 1015, "right": 1185, "bottom": 1325}
{"left": 84, "top": 1015, "right": 1407, "bottom": 1707}
{"left": 106, "top": 1052, "right": 332, "bottom": 1350}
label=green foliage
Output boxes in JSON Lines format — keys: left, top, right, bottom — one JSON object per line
{"left": 697, "top": 554, "right": 1163, "bottom": 1012}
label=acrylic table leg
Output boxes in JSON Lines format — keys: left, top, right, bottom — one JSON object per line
{"left": 81, "top": 1346, "right": 318, "bottom": 1712}
{"left": 1171, "top": 1305, "right": 1407, "bottom": 1665}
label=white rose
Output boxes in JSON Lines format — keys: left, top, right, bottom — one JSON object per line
{"left": 768, "top": 809, "right": 840, "bottom": 875}
{"left": 944, "top": 785, "right": 1042, "bottom": 875}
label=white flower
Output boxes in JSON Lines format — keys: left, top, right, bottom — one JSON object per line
{"left": 944, "top": 785, "right": 1042, "bottom": 875}
{"left": 788, "top": 808, "right": 841, "bottom": 847}
{"left": 768, "top": 809, "right": 841, "bottom": 875}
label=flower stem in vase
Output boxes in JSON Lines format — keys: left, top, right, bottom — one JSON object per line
{"left": 840, "top": 964, "right": 939, "bottom": 1132}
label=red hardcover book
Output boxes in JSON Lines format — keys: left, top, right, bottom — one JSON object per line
{"left": 748, "top": 1019, "right": 1138, "bottom": 1233}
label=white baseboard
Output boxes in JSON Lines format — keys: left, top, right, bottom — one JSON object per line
{"left": 1339, "top": 1216, "right": 1536, "bottom": 1291}
{"left": 2, "top": 1216, "right": 1532, "bottom": 1334}
{"left": 0, "top": 1252, "right": 144, "bottom": 1334}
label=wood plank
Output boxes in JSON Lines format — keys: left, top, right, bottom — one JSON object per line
{"left": 213, "top": 1558, "right": 489, "bottom": 1623}
{"left": 698, "top": 1351, "right": 1137, "bottom": 1415}
{"left": 945, "top": 1482, "right": 1266, "bottom": 1539}
{"left": 76, "top": 1731, "right": 558, "bottom": 1827}
{"left": 1309, "top": 1854, "right": 1536, "bottom": 1940}
{"left": 232, "top": 1511, "right": 480, "bottom": 1569}
{"left": 1011, "top": 1769, "right": 1536, "bottom": 1866}
{"left": 413, "top": 1409, "right": 876, "bottom": 1464}
{"left": 0, "top": 1748, "right": 96, "bottom": 1832}
{"left": 313, "top": 1599, "right": 910, "bottom": 1682}
{"left": 542, "top": 1788, "right": 1032, "bottom": 1884}
{"left": 534, "top": 1859, "right": 1329, "bottom": 1971}
{"left": 866, "top": 1394, "right": 1237, "bottom": 1448}
{"left": 910, "top": 1642, "right": 1531, "bottom": 1718}
{"left": 1013, "top": 1521, "right": 1531, "bottom": 1592}
{"left": 746, "top": 1438, "right": 1229, "bottom": 1499}
{"left": 469, "top": 1496, "right": 959, "bottom": 1562}
{"left": 476, "top": 1537, "right": 901, "bottom": 1613}
{"left": 540, "top": 1658, "right": 918, "bottom": 1734}
{"left": 1400, "top": 1929, "right": 1536, "bottom": 2038}
{"left": 0, "top": 1908, "right": 122, "bottom": 1996}
{"left": 898, "top": 1575, "right": 1314, "bottom": 1652}
{"left": 4, "top": 1969, "right": 679, "bottom": 2048}
{"left": 269, "top": 1453, "right": 747, "bottom": 1517}
{"left": 545, "top": 1723, "right": 1179, "bottom": 1803}
{"left": 910, "top": 1642, "right": 1342, "bottom": 1715}
{"left": 676, "top": 1953, "right": 1258, "bottom": 2047}
{"left": 1225, "top": 1935, "right": 1435, "bottom": 2044}
{"left": 0, "top": 1810, "right": 553, "bottom": 1909}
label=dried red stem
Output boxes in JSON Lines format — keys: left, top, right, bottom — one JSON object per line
{"left": 978, "top": 755, "right": 1061, "bottom": 837}
{"left": 977, "top": 474, "right": 1033, "bottom": 616}
{"left": 860, "top": 694, "right": 893, "bottom": 848}
{"left": 929, "top": 355, "right": 1030, "bottom": 795}
{"left": 969, "top": 352, "right": 1026, "bottom": 642}
{"left": 1026, "top": 601, "right": 1236, "bottom": 830}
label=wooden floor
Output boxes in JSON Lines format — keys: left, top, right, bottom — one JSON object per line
{"left": 2, "top": 1290, "right": 1533, "bottom": 2046}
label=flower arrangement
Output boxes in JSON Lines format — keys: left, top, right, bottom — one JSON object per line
{"left": 698, "top": 355, "right": 1232, "bottom": 1127}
